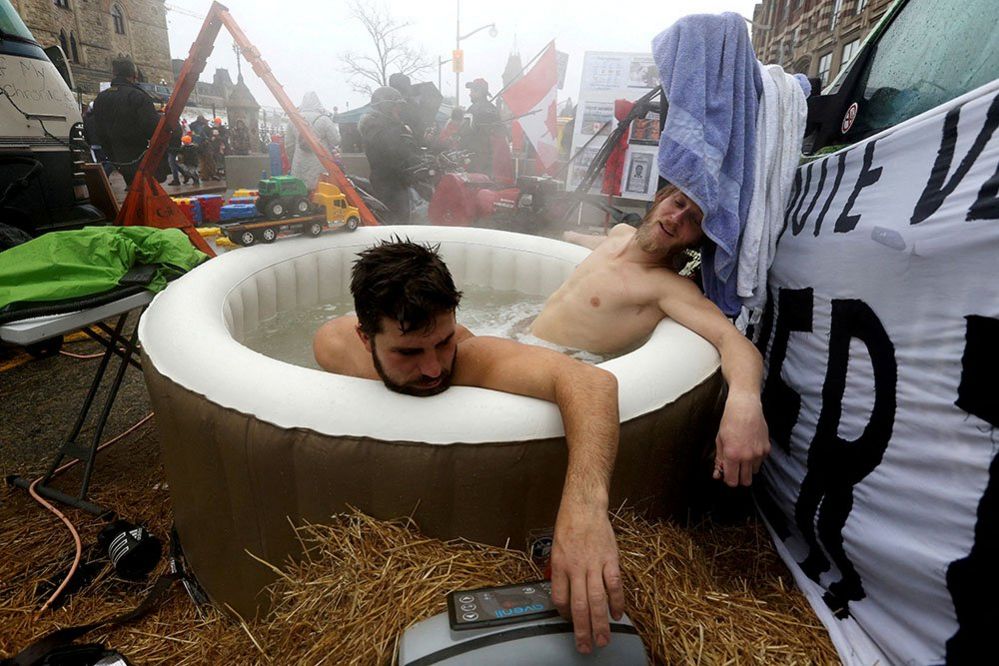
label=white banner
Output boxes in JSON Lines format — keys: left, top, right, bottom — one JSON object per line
{"left": 756, "top": 80, "right": 999, "bottom": 664}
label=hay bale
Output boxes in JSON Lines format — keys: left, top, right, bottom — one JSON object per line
{"left": 0, "top": 426, "right": 834, "bottom": 664}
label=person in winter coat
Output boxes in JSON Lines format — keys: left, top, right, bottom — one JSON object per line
{"left": 91, "top": 57, "right": 164, "bottom": 188}
{"left": 177, "top": 134, "right": 201, "bottom": 185}
{"left": 460, "top": 78, "right": 502, "bottom": 177}
{"left": 189, "top": 114, "right": 208, "bottom": 141}
{"left": 286, "top": 92, "right": 341, "bottom": 189}
{"left": 358, "top": 86, "right": 422, "bottom": 223}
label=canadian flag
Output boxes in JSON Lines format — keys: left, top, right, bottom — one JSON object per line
{"left": 501, "top": 43, "right": 560, "bottom": 170}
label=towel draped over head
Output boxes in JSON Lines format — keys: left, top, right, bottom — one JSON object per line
{"left": 653, "top": 12, "right": 762, "bottom": 316}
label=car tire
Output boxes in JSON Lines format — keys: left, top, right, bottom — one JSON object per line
{"left": 294, "top": 198, "right": 311, "bottom": 215}
{"left": 239, "top": 230, "right": 255, "bottom": 246}
{"left": 346, "top": 216, "right": 360, "bottom": 232}
{"left": 266, "top": 200, "right": 285, "bottom": 219}
{"left": 261, "top": 227, "right": 277, "bottom": 243}
{"left": 308, "top": 222, "right": 323, "bottom": 237}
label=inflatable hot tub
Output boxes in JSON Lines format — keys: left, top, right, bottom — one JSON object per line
{"left": 139, "top": 226, "right": 723, "bottom": 617}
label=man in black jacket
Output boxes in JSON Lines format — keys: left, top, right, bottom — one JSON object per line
{"left": 91, "top": 57, "right": 163, "bottom": 189}
{"left": 359, "top": 86, "right": 422, "bottom": 223}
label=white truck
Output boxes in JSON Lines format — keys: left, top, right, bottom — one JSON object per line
{"left": 0, "top": 0, "right": 104, "bottom": 242}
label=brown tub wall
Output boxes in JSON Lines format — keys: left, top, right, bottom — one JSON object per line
{"left": 143, "top": 356, "right": 723, "bottom": 618}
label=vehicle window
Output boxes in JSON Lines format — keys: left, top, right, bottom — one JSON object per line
{"left": 844, "top": 0, "right": 999, "bottom": 142}
{"left": 0, "top": 0, "right": 35, "bottom": 42}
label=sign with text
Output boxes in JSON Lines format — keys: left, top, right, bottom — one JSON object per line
{"left": 756, "top": 80, "right": 999, "bottom": 665}
{"left": 568, "top": 51, "right": 660, "bottom": 200}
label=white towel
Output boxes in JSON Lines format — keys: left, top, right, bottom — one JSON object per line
{"left": 737, "top": 63, "right": 808, "bottom": 311}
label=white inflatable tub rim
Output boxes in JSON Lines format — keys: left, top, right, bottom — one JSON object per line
{"left": 138, "top": 226, "right": 720, "bottom": 443}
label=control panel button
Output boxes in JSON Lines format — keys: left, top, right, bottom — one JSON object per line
{"left": 460, "top": 603, "right": 476, "bottom": 612}
{"left": 458, "top": 595, "right": 474, "bottom": 604}
{"left": 462, "top": 612, "right": 479, "bottom": 621}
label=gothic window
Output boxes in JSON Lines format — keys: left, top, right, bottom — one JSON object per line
{"left": 59, "top": 30, "right": 68, "bottom": 56}
{"left": 70, "top": 32, "right": 79, "bottom": 63}
{"left": 112, "top": 4, "right": 126, "bottom": 35}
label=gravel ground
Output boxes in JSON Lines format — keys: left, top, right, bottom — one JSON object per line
{"left": 0, "top": 313, "right": 151, "bottom": 479}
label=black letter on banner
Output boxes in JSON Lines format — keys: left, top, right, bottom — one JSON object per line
{"left": 814, "top": 152, "right": 848, "bottom": 237}
{"left": 946, "top": 315, "right": 999, "bottom": 662}
{"left": 912, "top": 93, "right": 999, "bottom": 225}
{"left": 761, "top": 288, "right": 813, "bottom": 452}
{"left": 795, "top": 299, "right": 897, "bottom": 618}
{"left": 834, "top": 140, "right": 883, "bottom": 233}
{"left": 790, "top": 163, "right": 814, "bottom": 236}
{"left": 966, "top": 161, "right": 999, "bottom": 221}
{"left": 799, "top": 159, "right": 829, "bottom": 237}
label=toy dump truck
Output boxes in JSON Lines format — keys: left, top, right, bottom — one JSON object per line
{"left": 256, "top": 176, "right": 312, "bottom": 218}
{"left": 222, "top": 181, "right": 361, "bottom": 246}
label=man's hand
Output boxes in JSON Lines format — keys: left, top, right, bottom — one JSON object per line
{"left": 550, "top": 503, "right": 625, "bottom": 654}
{"left": 713, "top": 391, "right": 771, "bottom": 486}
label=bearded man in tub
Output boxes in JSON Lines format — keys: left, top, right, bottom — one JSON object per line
{"left": 531, "top": 184, "right": 770, "bottom": 488}
{"left": 314, "top": 240, "right": 624, "bottom": 655}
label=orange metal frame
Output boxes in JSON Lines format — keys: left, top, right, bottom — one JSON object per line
{"left": 115, "top": 1, "right": 379, "bottom": 256}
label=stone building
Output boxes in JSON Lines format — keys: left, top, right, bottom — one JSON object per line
{"left": 225, "top": 75, "right": 260, "bottom": 149}
{"left": 171, "top": 59, "right": 235, "bottom": 114}
{"left": 752, "top": 0, "right": 894, "bottom": 88}
{"left": 11, "top": 0, "right": 173, "bottom": 99}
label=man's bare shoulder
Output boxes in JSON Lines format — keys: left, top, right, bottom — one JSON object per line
{"left": 646, "top": 265, "right": 706, "bottom": 303}
{"left": 608, "top": 223, "right": 636, "bottom": 238}
{"left": 313, "top": 315, "right": 362, "bottom": 374}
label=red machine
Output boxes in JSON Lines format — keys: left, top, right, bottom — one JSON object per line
{"left": 428, "top": 172, "right": 565, "bottom": 233}
{"left": 115, "top": 1, "right": 379, "bottom": 256}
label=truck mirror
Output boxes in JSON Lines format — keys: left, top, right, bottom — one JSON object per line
{"left": 44, "top": 45, "right": 76, "bottom": 91}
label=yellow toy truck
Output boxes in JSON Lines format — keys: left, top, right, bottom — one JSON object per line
{"left": 222, "top": 181, "right": 360, "bottom": 246}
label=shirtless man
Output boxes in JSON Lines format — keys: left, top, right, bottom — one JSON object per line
{"left": 531, "top": 184, "right": 770, "bottom": 487}
{"left": 313, "top": 240, "right": 623, "bottom": 655}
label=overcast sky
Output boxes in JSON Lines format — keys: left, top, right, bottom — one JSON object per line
{"left": 166, "top": 0, "right": 759, "bottom": 112}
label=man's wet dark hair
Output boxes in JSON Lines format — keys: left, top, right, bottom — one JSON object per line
{"left": 112, "top": 57, "right": 137, "bottom": 80}
{"left": 351, "top": 239, "right": 462, "bottom": 336}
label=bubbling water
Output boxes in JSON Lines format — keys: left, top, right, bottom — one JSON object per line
{"left": 240, "top": 286, "right": 611, "bottom": 369}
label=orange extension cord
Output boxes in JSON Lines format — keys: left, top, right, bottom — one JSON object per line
{"left": 28, "top": 412, "right": 154, "bottom": 615}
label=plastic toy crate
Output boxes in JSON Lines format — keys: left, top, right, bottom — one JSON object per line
{"left": 219, "top": 203, "right": 259, "bottom": 221}
{"left": 171, "top": 197, "right": 202, "bottom": 224}
{"left": 196, "top": 194, "right": 224, "bottom": 223}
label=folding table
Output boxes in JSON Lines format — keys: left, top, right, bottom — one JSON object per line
{"left": 3, "top": 288, "right": 154, "bottom": 515}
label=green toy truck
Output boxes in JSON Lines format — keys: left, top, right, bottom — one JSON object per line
{"left": 256, "top": 176, "right": 313, "bottom": 219}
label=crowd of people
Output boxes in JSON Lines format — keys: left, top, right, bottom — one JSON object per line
{"left": 84, "top": 56, "right": 259, "bottom": 189}
{"left": 356, "top": 74, "right": 513, "bottom": 223}
{"left": 84, "top": 58, "right": 514, "bottom": 206}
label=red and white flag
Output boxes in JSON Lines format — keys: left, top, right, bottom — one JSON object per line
{"left": 501, "top": 43, "right": 560, "bottom": 170}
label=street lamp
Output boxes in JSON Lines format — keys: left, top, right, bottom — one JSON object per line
{"left": 438, "top": 55, "right": 452, "bottom": 93}
{"left": 454, "top": 0, "right": 497, "bottom": 104}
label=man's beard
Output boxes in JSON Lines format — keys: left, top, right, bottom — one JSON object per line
{"left": 634, "top": 220, "right": 668, "bottom": 254}
{"left": 370, "top": 346, "right": 456, "bottom": 397}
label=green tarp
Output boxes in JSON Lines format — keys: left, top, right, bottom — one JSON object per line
{"left": 0, "top": 226, "right": 208, "bottom": 310}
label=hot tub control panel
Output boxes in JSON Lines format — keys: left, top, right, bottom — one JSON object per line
{"left": 447, "top": 581, "right": 558, "bottom": 630}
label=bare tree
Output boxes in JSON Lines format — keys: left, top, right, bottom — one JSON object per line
{"left": 339, "top": 1, "right": 433, "bottom": 96}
